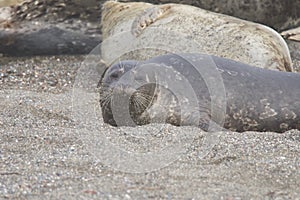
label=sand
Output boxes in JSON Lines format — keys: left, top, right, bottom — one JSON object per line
{"left": 0, "top": 55, "right": 300, "bottom": 199}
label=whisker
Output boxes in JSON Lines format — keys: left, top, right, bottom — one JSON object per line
{"left": 132, "top": 92, "right": 153, "bottom": 110}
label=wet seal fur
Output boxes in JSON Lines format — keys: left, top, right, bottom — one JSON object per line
{"left": 98, "top": 53, "right": 300, "bottom": 133}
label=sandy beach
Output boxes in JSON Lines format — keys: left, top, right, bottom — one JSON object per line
{"left": 1, "top": 54, "right": 300, "bottom": 199}
{"left": 1, "top": 0, "right": 300, "bottom": 198}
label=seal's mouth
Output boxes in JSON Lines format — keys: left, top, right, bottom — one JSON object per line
{"left": 130, "top": 83, "right": 157, "bottom": 115}
{"left": 99, "top": 82, "right": 158, "bottom": 126}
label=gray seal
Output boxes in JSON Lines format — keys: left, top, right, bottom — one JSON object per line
{"left": 98, "top": 53, "right": 300, "bottom": 133}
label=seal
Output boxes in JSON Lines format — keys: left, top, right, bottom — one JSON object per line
{"left": 108, "top": 0, "right": 300, "bottom": 31}
{"left": 131, "top": 5, "right": 171, "bottom": 36}
{"left": 98, "top": 53, "right": 300, "bottom": 133}
{"left": 101, "top": 1, "right": 293, "bottom": 72}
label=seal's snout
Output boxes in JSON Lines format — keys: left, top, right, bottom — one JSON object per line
{"left": 112, "top": 83, "right": 136, "bottom": 95}
{"left": 99, "top": 60, "right": 142, "bottom": 95}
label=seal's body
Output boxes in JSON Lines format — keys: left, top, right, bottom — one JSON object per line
{"left": 101, "top": 1, "right": 293, "bottom": 72}
{"left": 98, "top": 53, "right": 300, "bottom": 133}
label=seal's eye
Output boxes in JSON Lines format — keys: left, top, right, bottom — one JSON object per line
{"left": 110, "top": 71, "right": 120, "bottom": 79}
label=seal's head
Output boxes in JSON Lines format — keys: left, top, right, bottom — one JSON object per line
{"left": 98, "top": 60, "right": 158, "bottom": 126}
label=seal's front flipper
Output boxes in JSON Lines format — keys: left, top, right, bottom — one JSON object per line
{"left": 131, "top": 5, "right": 171, "bottom": 37}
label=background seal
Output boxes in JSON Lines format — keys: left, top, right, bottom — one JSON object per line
{"left": 101, "top": 1, "right": 293, "bottom": 71}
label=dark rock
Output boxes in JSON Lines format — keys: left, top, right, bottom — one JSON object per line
{"left": 0, "top": 0, "right": 102, "bottom": 56}
{"left": 0, "top": 22, "right": 101, "bottom": 56}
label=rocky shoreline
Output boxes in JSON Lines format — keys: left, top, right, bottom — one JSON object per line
{"left": 0, "top": 0, "right": 102, "bottom": 56}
